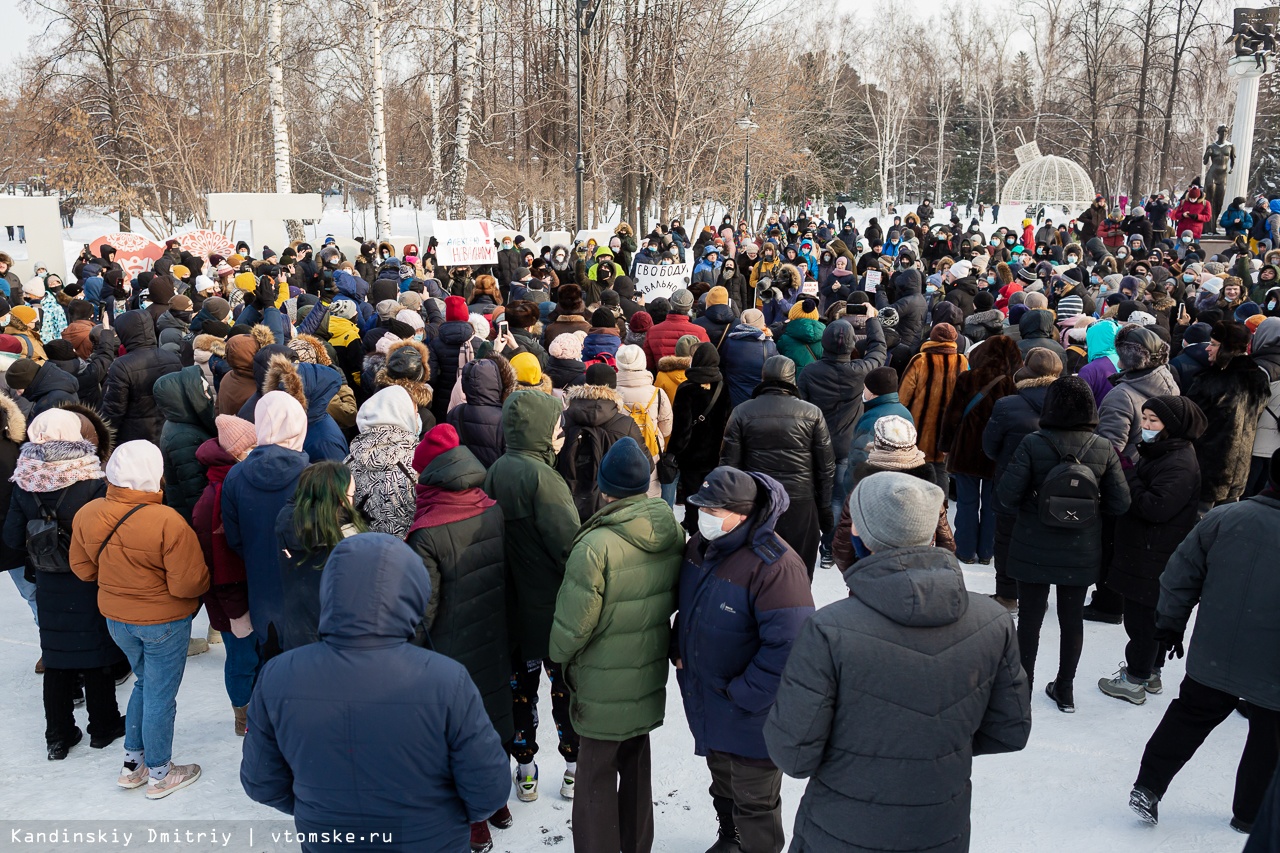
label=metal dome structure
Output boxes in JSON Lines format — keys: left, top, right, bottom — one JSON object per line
{"left": 1000, "top": 141, "right": 1096, "bottom": 219}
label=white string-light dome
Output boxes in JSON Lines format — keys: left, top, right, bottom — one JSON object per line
{"left": 1001, "top": 141, "right": 1096, "bottom": 218}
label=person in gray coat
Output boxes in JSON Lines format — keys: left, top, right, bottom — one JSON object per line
{"left": 1128, "top": 447, "right": 1280, "bottom": 832}
{"left": 765, "top": 471, "right": 1032, "bottom": 853}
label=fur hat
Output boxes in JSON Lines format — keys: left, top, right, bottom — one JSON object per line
{"left": 1211, "top": 321, "right": 1252, "bottom": 355}
{"left": 557, "top": 284, "right": 586, "bottom": 315}
{"left": 1116, "top": 325, "right": 1169, "bottom": 370}
{"left": 506, "top": 300, "right": 541, "bottom": 329}
{"left": 929, "top": 323, "right": 957, "bottom": 343}
{"left": 1039, "top": 375, "right": 1098, "bottom": 430}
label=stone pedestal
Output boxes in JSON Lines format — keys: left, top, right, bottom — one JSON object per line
{"left": 1226, "top": 56, "right": 1266, "bottom": 204}
{"left": 0, "top": 196, "right": 65, "bottom": 283}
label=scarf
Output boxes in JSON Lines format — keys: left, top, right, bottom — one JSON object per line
{"left": 408, "top": 483, "right": 495, "bottom": 534}
{"left": 867, "top": 444, "right": 927, "bottom": 471}
{"left": 11, "top": 440, "right": 104, "bottom": 492}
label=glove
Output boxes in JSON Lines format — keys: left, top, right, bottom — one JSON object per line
{"left": 818, "top": 504, "right": 835, "bottom": 534}
{"left": 1154, "top": 627, "right": 1185, "bottom": 660}
{"left": 229, "top": 613, "right": 254, "bottom": 639}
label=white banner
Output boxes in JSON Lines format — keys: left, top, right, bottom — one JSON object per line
{"left": 433, "top": 219, "right": 498, "bottom": 266}
{"left": 633, "top": 261, "right": 692, "bottom": 300}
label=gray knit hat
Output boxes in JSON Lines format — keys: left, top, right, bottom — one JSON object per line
{"left": 847, "top": 471, "right": 944, "bottom": 553}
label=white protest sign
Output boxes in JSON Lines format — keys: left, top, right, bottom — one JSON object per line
{"left": 801, "top": 280, "right": 819, "bottom": 296}
{"left": 865, "top": 270, "right": 881, "bottom": 293}
{"left": 633, "top": 261, "right": 692, "bottom": 300}
{"left": 433, "top": 219, "right": 498, "bottom": 266}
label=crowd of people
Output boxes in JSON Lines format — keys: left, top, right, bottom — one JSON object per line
{"left": 4, "top": 186, "right": 1280, "bottom": 852}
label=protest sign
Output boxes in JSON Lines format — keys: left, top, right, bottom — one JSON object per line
{"left": 633, "top": 261, "right": 692, "bottom": 300}
{"left": 433, "top": 220, "right": 498, "bottom": 266}
{"left": 865, "top": 270, "right": 881, "bottom": 293}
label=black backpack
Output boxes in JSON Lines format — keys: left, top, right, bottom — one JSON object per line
{"left": 26, "top": 492, "right": 73, "bottom": 573}
{"left": 1032, "top": 432, "right": 1101, "bottom": 528}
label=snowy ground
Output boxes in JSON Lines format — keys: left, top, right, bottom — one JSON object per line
{"left": 0, "top": 551, "right": 1249, "bottom": 853}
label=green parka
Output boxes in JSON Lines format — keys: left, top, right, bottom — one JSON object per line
{"left": 483, "top": 390, "right": 580, "bottom": 661}
{"left": 549, "top": 494, "right": 684, "bottom": 741}
{"left": 154, "top": 365, "right": 216, "bottom": 522}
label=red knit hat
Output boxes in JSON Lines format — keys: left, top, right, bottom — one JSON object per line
{"left": 445, "top": 296, "right": 469, "bottom": 323}
{"left": 413, "top": 424, "right": 459, "bottom": 473}
{"left": 0, "top": 335, "right": 22, "bottom": 354}
{"left": 628, "top": 311, "right": 653, "bottom": 333}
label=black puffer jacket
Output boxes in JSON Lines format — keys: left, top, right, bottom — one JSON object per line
{"left": 982, "top": 378, "right": 1053, "bottom": 514}
{"left": 23, "top": 363, "right": 79, "bottom": 416}
{"left": 1016, "top": 309, "right": 1066, "bottom": 359}
{"left": 996, "top": 378, "right": 1131, "bottom": 586}
{"left": 765, "top": 546, "right": 1031, "bottom": 853}
{"left": 557, "top": 383, "right": 650, "bottom": 522}
{"left": 47, "top": 326, "right": 117, "bottom": 409}
{"left": 1109, "top": 436, "right": 1201, "bottom": 607}
{"left": 886, "top": 268, "right": 928, "bottom": 350}
{"left": 427, "top": 320, "right": 477, "bottom": 424}
{"left": 406, "top": 446, "right": 513, "bottom": 742}
{"left": 446, "top": 356, "right": 515, "bottom": 469}
{"left": 154, "top": 366, "right": 216, "bottom": 522}
{"left": 721, "top": 358, "right": 835, "bottom": 508}
{"left": 944, "top": 276, "right": 980, "bottom": 318}
{"left": 797, "top": 319, "right": 887, "bottom": 460}
{"left": 100, "top": 310, "right": 182, "bottom": 445}
{"left": 4, "top": 477, "right": 125, "bottom": 669}
{"left": 694, "top": 303, "right": 738, "bottom": 347}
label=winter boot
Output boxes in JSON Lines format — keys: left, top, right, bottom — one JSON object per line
{"left": 207, "top": 626, "right": 223, "bottom": 645}
{"left": 514, "top": 763, "right": 538, "bottom": 802}
{"left": 488, "top": 806, "right": 513, "bottom": 829}
{"left": 1231, "top": 816, "right": 1253, "bottom": 834}
{"left": 991, "top": 595, "right": 1018, "bottom": 615}
{"left": 47, "top": 727, "right": 83, "bottom": 760}
{"left": 90, "top": 718, "right": 126, "bottom": 749}
{"left": 1129, "top": 786, "right": 1159, "bottom": 825}
{"left": 469, "top": 821, "right": 493, "bottom": 853}
{"left": 34, "top": 656, "right": 44, "bottom": 674}
{"left": 187, "top": 637, "right": 210, "bottom": 656}
{"left": 234, "top": 706, "right": 248, "bottom": 737}
{"left": 1045, "top": 681, "right": 1075, "bottom": 713}
{"left": 1144, "top": 668, "right": 1163, "bottom": 695}
{"left": 1081, "top": 604, "right": 1122, "bottom": 625}
{"left": 819, "top": 543, "right": 836, "bottom": 572}
{"left": 1098, "top": 666, "right": 1147, "bottom": 705}
{"left": 705, "top": 797, "right": 740, "bottom": 852}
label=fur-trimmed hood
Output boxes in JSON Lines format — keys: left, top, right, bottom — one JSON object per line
{"left": 288, "top": 333, "right": 333, "bottom": 366}
{"left": 250, "top": 324, "right": 276, "bottom": 347}
{"left": 0, "top": 392, "right": 25, "bottom": 444}
{"left": 263, "top": 353, "right": 308, "bottom": 412}
{"left": 657, "top": 355, "right": 691, "bottom": 372}
{"left": 774, "top": 263, "right": 804, "bottom": 293}
{"left": 563, "top": 381, "right": 625, "bottom": 408}
{"left": 1015, "top": 375, "right": 1058, "bottom": 390}
{"left": 375, "top": 372, "right": 434, "bottom": 409}
{"left": 56, "top": 402, "right": 113, "bottom": 463}
{"left": 192, "top": 334, "right": 226, "bottom": 358}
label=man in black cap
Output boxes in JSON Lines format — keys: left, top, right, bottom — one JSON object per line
{"left": 675, "top": 465, "right": 814, "bottom": 853}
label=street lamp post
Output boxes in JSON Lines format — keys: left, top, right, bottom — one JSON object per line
{"left": 735, "top": 93, "right": 757, "bottom": 230}
{"left": 574, "top": 0, "right": 602, "bottom": 233}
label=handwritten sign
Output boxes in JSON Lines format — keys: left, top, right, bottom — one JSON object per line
{"left": 865, "top": 270, "right": 882, "bottom": 293}
{"left": 633, "top": 261, "right": 692, "bottom": 300}
{"left": 433, "top": 219, "right": 498, "bottom": 267}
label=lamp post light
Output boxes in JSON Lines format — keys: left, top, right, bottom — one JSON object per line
{"left": 574, "top": 0, "right": 602, "bottom": 232}
{"left": 736, "top": 92, "right": 757, "bottom": 230}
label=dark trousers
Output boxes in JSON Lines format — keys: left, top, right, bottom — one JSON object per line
{"left": 1121, "top": 598, "right": 1165, "bottom": 682}
{"left": 992, "top": 513, "right": 1018, "bottom": 600}
{"left": 777, "top": 497, "right": 819, "bottom": 580}
{"left": 707, "top": 751, "right": 784, "bottom": 853}
{"left": 1137, "top": 676, "right": 1280, "bottom": 824}
{"left": 510, "top": 658, "right": 579, "bottom": 764}
{"left": 1089, "top": 515, "right": 1123, "bottom": 613}
{"left": 1016, "top": 582, "right": 1087, "bottom": 686}
{"left": 953, "top": 474, "right": 995, "bottom": 562}
{"left": 1245, "top": 455, "right": 1270, "bottom": 498}
{"left": 573, "top": 735, "right": 654, "bottom": 853}
{"left": 44, "top": 666, "right": 121, "bottom": 744}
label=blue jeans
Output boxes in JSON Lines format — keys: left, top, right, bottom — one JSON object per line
{"left": 660, "top": 481, "right": 676, "bottom": 508}
{"left": 221, "top": 631, "right": 258, "bottom": 708}
{"left": 107, "top": 615, "right": 193, "bottom": 770}
{"left": 822, "top": 458, "right": 851, "bottom": 555}
{"left": 954, "top": 474, "right": 996, "bottom": 561}
{"left": 8, "top": 568, "right": 37, "bottom": 623}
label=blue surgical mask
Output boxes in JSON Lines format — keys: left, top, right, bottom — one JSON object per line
{"left": 1141, "top": 428, "right": 1160, "bottom": 443}
{"left": 698, "top": 510, "right": 731, "bottom": 541}
{"left": 1183, "top": 274, "right": 1195, "bottom": 283}
{"left": 926, "top": 285, "right": 938, "bottom": 294}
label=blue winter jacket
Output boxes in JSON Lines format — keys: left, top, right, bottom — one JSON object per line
{"left": 222, "top": 444, "right": 310, "bottom": 641}
{"left": 1220, "top": 207, "right": 1253, "bottom": 235}
{"left": 721, "top": 324, "right": 778, "bottom": 408}
{"left": 240, "top": 534, "right": 510, "bottom": 853}
{"left": 846, "top": 392, "right": 913, "bottom": 472}
{"left": 676, "top": 472, "right": 815, "bottom": 760}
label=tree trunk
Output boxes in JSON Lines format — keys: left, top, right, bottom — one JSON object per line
{"left": 1129, "top": 0, "right": 1155, "bottom": 197}
{"left": 446, "top": 0, "right": 483, "bottom": 219}
{"left": 367, "top": 0, "right": 392, "bottom": 239}
{"left": 268, "top": 0, "right": 303, "bottom": 241}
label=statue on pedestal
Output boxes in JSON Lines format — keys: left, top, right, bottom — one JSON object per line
{"left": 1202, "top": 125, "right": 1234, "bottom": 235}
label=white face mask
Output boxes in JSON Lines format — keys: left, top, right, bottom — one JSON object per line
{"left": 698, "top": 510, "right": 731, "bottom": 541}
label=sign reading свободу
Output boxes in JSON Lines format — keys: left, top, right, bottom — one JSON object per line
{"left": 633, "top": 261, "right": 692, "bottom": 300}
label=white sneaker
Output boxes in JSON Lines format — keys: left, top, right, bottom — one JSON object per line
{"left": 514, "top": 764, "right": 538, "bottom": 803}
{"left": 117, "top": 763, "right": 148, "bottom": 790}
{"left": 560, "top": 768, "right": 575, "bottom": 800}
{"left": 145, "top": 763, "right": 201, "bottom": 799}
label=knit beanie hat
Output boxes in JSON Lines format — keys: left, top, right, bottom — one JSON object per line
{"left": 549, "top": 332, "right": 585, "bottom": 360}
{"left": 1056, "top": 293, "right": 1084, "bottom": 320}
{"left": 396, "top": 309, "right": 425, "bottom": 331}
{"left": 669, "top": 289, "right": 695, "bottom": 313}
{"left": 624, "top": 311, "right": 651, "bottom": 335}
{"left": 329, "top": 298, "right": 358, "bottom": 320}
{"left": 203, "top": 296, "right": 231, "bottom": 321}
{"left": 1142, "top": 395, "right": 1207, "bottom": 441}
{"left": 45, "top": 339, "right": 76, "bottom": 362}
{"left": 413, "top": 424, "right": 459, "bottom": 474}
{"left": 216, "top": 414, "right": 257, "bottom": 461}
{"left": 848, "top": 471, "right": 944, "bottom": 553}
{"left": 398, "top": 291, "right": 424, "bottom": 312}
{"left": 5, "top": 358, "right": 38, "bottom": 390}
{"left": 707, "top": 286, "right": 730, "bottom": 306}
{"left": 616, "top": 344, "right": 646, "bottom": 372}
{"left": 675, "top": 334, "right": 702, "bottom": 358}
{"left": 929, "top": 323, "right": 957, "bottom": 343}
{"left": 510, "top": 352, "right": 543, "bottom": 386}
{"left": 590, "top": 307, "right": 616, "bottom": 328}
{"left": 864, "top": 366, "right": 898, "bottom": 396}
{"left": 974, "top": 291, "right": 996, "bottom": 312}
{"left": 445, "top": 295, "right": 469, "bottom": 322}
{"left": 741, "top": 309, "right": 766, "bottom": 331}
{"left": 585, "top": 362, "right": 617, "bottom": 388}
{"left": 22, "top": 277, "right": 45, "bottom": 299}
{"left": 788, "top": 297, "right": 819, "bottom": 321}
{"left": 1023, "top": 292, "right": 1049, "bottom": 310}
{"left": 12, "top": 306, "right": 37, "bottom": 326}
{"left": 106, "top": 440, "right": 164, "bottom": 492}
{"left": 375, "top": 299, "right": 400, "bottom": 322}
{"left": 597, "top": 436, "right": 650, "bottom": 499}
{"left": 867, "top": 416, "right": 927, "bottom": 471}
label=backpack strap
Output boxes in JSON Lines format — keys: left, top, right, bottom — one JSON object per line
{"left": 962, "top": 375, "right": 1005, "bottom": 420}
{"left": 695, "top": 382, "right": 723, "bottom": 425}
{"left": 95, "top": 504, "right": 150, "bottom": 562}
{"left": 35, "top": 490, "right": 71, "bottom": 522}
{"left": 717, "top": 323, "right": 731, "bottom": 349}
